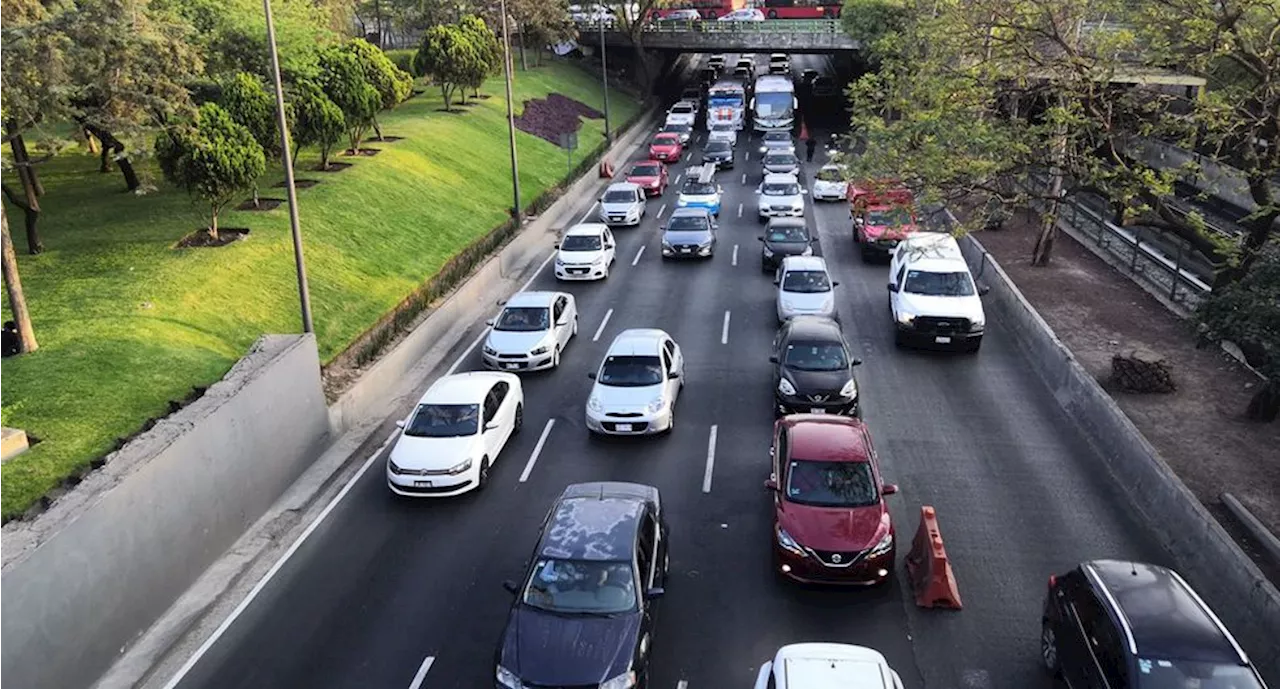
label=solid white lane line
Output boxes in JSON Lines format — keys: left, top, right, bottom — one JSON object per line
{"left": 703, "top": 425, "right": 718, "bottom": 493}
{"left": 408, "top": 656, "right": 435, "bottom": 689}
{"left": 578, "top": 201, "right": 600, "bottom": 224}
{"left": 721, "top": 310, "right": 731, "bottom": 344}
{"left": 732, "top": 244, "right": 739, "bottom": 266}
{"left": 632, "top": 245, "right": 646, "bottom": 266}
{"left": 740, "top": 173, "right": 747, "bottom": 185}
{"left": 593, "top": 308, "right": 614, "bottom": 342}
{"left": 657, "top": 203, "right": 668, "bottom": 218}
{"left": 737, "top": 203, "right": 743, "bottom": 218}
{"left": 519, "top": 420, "right": 556, "bottom": 482}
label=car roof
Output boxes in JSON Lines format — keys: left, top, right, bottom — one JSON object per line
{"left": 540, "top": 488, "right": 650, "bottom": 562}
{"left": 764, "top": 131, "right": 792, "bottom": 139}
{"left": 776, "top": 643, "right": 894, "bottom": 689}
{"left": 783, "top": 315, "right": 843, "bottom": 342}
{"left": 764, "top": 173, "right": 800, "bottom": 184}
{"left": 1084, "top": 560, "right": 1248, "bottom": 665}
{"left": 673, "top": 100, "right": 696, "bottom": 109}
{"left": 652, "top": 133, "right": 680, "bottom": 142}
{"left": 606, "top": 182, "right": 643, "bottom": 193}
{"left": 783, "top": 416, "right": 871, "bottom": 463}
{"left": 629, "top": 160, "right": 662, "bottom": 169}
{"left": 606, "top": 328, "right": 669, "bottom": 356}
{"left": 767, "top": 217, "right": 808, "bottom": 230}
{"left": 564, "top": 223, "right": 608, "bottom": 237}
{"left": 670, "top": 207, "right": 710, "bottom": 218}
{"left": 505, "top": 290, "right": 563, "bottom": 307}
{"left": 420, "top": 371, "right": 514, "bottom": 405}
{"left": 781, "top": 255, "right": 828, "bottom": 272}
{"left": 765, "top": 150, "right": 797, "bottom": 159}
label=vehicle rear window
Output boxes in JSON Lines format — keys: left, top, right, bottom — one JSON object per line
{"left": 783, "top": 342, "right": 848, "bottom": 371}
{"left": 763, "top": 182, "right": 801, "bottom": 196}
{"left": 867, "top": 208, "right": 913, "bottom": 226}
{"left": 765, "top": 153, "right": 797, "bottom": 165}
{"left": 682, "top": 181, "right": 716, "bottom": 195}
{"left": 705, "top": 141, "right": 732, "bottom": 153}
{"left": 765, "top": 131, "right": 791, "bottom": 142}
{"left": 668, "top": 215, "right": 709, "bottom": 231}
{"left": 405, "top": 403, "right": 479, "bottom": 438}
{"left": 782, "top": 270, "right": 831, "bottom": 293}
{"left": 672, "top": 104, "right": 694, "bottom": 113}
{"left": 817, "top": 168, "right": 843, "bottom": 182}
{"left": 653, "top": 135, "right": 679, "bottom": 145}
{"left": 630, "top": 164, "right": 660, "bottom": 176}
{"left": 664, "top": 123, "right": 691, "bottom": 133}
{"left": 785, "top": 460, "right": 878, "bottom": 508}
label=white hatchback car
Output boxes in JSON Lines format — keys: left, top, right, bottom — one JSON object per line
{"left": 598, "top": 182, "right": 647, "bottom": 227}
{"left": 756, "top": 173, "right": 807, "bottom": 222}
{"left": 387, "top": 372, "right": 524, "bottom": 497}
{"left": 483, "top": 291, "right": 578, "bottom": 371}
{"left": 585, "top": 329, "right": 684, "bottom": 436}
{"left": 753, "top": 644, "right": 905, "bottom": 689}
{"left": 555, "top": 223, "right": 616, "bottom": 281}
{"left": 812, "top": 164, "right": 849, "bottom": 201}
{"left": 665, "top": 101, "right": 698, "bottom": 127}
{"left": 775, "top": 255, "right": 839, "bottom": 322}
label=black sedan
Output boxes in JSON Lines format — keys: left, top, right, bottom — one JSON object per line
{"left": 701, "top": 140, "right": 734, "bottom": 169}
{"left": 496, "top": 482, "right": 669, "bottom": 689}
{"left": 770, "top": 316, "right": 863, "bottom": 417}
{"left": 759, "top": 218, "right": 814, "bottom": 272}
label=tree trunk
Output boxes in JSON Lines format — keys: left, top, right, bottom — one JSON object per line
{"left": 209, "top": 206, "right": 219, "bottom": 240}
{"left": 1214, "top": 174, "right": 1279, "bottom": 287}
{"left": 372, "top": 114, "right": 384, "bottom": 141}
{"left": 518, "top": 27, "right": 528, "bottom": 71}
{"left": 13, "top": 135, "right": 44, "bottom": 196}
{"left": 84, "top": 122, "right": 141, "bottom": 191}
{"left": 252, "top": 184, "right": 260, "bottom": 209}
{"left": 1, "top": 205, "right": 38, "bottom": 354}
{"left": 442, "top": 84, "right": 452, "bottom": 111}
{"left": 319, "top": 143, "right": 331, "bottom": 170}
{"left": 1032, "top": 125, "right": 1067, "bottom": 267}
{"left": 2, "top": 138, "right": 44, "bottom": 254}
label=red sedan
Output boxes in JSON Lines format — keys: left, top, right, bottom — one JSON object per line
{"left": 766, "top": 414, "right": 898, "bottom": 586}
{"left": 648, "top": 133, "right": 684, "bottom": 163}
{"left": 626, "top": 160, "right": 670, "bottom": 197}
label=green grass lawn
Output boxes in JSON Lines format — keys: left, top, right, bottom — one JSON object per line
{"left": 0, "top": 60, "right": 639, "bottom": 520}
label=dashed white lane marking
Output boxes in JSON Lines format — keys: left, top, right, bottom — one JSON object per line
{"left": 408, "top": 656, "right": 435, "bottom": 689}
{"left": 657, "top": 203, "right": 668, "bottom": 218}
{"left": 675, "top": 172, "right": 683, "bottom": 184}
{"left": 519, "top": 419, "right": 556, "bottom": 482}
{"left": 732, "top": 244, "right": 739, "bottom": 266}
{"left": 593, "top": 308, "right": 614, "bottom": 342}
{"left": 677, "top": 681, "right": 689, "bottom": 689}
{"left": 579, "top": 201, "right": 600, "bottom": 223}
{"left": 737, "top": 203, "right": 743, "bottom": 218}
{"left": 741, "top": 172, "right": 747, "bottom": 184}
{"left": 744, "top": 151, "right": 750, "bottom": 161}
{"left": 721, "top": 310, "right": 731, "bottom": 345}
{"left": 703, "top": 425, "right": 718, "bottom": 493}
{"left": 632, "top": 245, "right": 646, "bottom": 266}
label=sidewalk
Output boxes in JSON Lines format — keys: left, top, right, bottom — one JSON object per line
{"left": 974, "top": 209, "right": 1280, "bottom": 581}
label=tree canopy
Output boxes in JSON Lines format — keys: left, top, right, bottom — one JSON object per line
{"left": 317, "top": 47, "right": 382, "bottom": 152}
{"left": 339, "top": 39, "right": 414, "bottom": 140}
{"left": 413, "top": 23, "right": 483, "bottom": 111}
{"left": 1196, "top": 248, "right": 1280, "bottom": 421}
{"left": 289, "top": 79, "right": 346, "bottom": 169}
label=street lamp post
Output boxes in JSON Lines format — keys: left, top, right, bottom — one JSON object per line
{"left": 599, "top": 15, "right": 612, "bottom": 142}
{"left": 263, "top": 0, "right": 314, "bottom": 334}
{"left": 498, "top": 0, "right": 522, "bottom": 225}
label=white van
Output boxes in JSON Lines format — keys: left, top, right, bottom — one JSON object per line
{"left": 887, "top": 233, "right": 988, "bottom": 352}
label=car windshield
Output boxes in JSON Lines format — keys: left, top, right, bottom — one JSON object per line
{"left": 767, "top": 225, "right": 808, "bottom": 242}
{"left": 495, "top": 306, "right": 550, "bottom": 331}
{"left": 630, "top": 164, "right": 660, "bottom": 177}
{"left": 604, "top": 189, "right": 637, "bottom": 203}
{"left": 785, "top": 459, "right": 879, "bottom": 508}
{"left": 522, "top": 558, "right": 638, "bottom": 614}
{"left": 817, "top": 168, "right": 843, "bottom": 182}
{"left": 765, "top": 154, "right": 797, "bottom": 166}
{"left": 706, "top": 141, "right": 732, "bottom": 153}
{"left": 709, "top": 95, "right": 743, "bottom": 107}
{"left": 756, "top": 91, "right": 794, "bottom": 118}
{"left": 668, "top": 215, "right": 708, "bottom": 231}
{"left": 782, "top": 270, "right": 831, "bottom": 293}
{"left": 664, "top": 123, "right": 691, "bottom": 133}
{"left": 763, "top": 182, "right": 801, "bottom": 196}
{"left": 404, "top": 403, "right": 479, "bottom": 438}
{"left": 1134, "top": 659, "right": 1265, "bottom": 689}
{"left": 671, "top": 104, "right": 694, "bottom": 114}
{"left": 867, "top": 208, "right": 913, "bottom": 226}
{"left": 682, "top": 181, "right": 716, "bottom": 195}
{"left": 561, "top": 235, "right": 602, "bottom": 251}
{"left": 903, "top": 270, "right": 975, "bottom": 297}
{"left": 711, "top": 123, "right": 734, "bottom": 132}
{"left": 598, "top": 355, "right": 664, "bottom": 387}
{"left": 653, "top": 136, "right": 678, "bottom": 146}
{"left": 764, "top": 132, "right": 790, "bottom": 142}
{"left": 784, "top": 341, "right": 848, "bottom": 371}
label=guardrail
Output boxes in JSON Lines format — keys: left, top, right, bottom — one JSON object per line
{"left": 575, "top": 18, "right": 844, "bottom": 33}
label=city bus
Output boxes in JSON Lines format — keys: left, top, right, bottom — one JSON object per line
{"left": 650, "top": 0, "right": 746, "bottom": 20}
{"left": 760, "top": 0, "right": 842, "bottom": 19}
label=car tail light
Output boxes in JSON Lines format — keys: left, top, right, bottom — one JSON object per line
{"left": 1048, "top": 574, "right": 1057, "bottom": 589}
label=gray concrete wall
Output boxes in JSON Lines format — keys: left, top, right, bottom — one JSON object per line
{"left": 1, "top": 335, "right": 331, "bottom": 689}
{"left": 959, "top": 235, "right": 1280, "bottom": 679}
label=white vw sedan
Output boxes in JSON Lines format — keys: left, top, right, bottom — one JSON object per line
{"left": 554, "top": 224, "right": 616, "bottom": 281}
{"left": 753, "top": 644, "right": 905, "bottom": 689}
{"left": 387, "top": 372, "right": 524, "bottom": 497}
{"left": 482, "top": 291, "right": 578, "bottom": 371}
{"left": 585, "top": 329, "right": 684, "bottom": 436}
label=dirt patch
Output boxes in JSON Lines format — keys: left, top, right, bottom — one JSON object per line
{"left": 514, "top": 93, "right": 604, "bottom": 147}
{"left": 235, "top": 198, "right": 285, "bottom": 212}
{"left": 173, "top": 227, "right": 250, "bottom": 249}
{"left": 274, "top": 179, "right": 320, "bottom": 189}
{"left": 975, "top": 210, "right": 1280, "bottom": 579}
{"left": 366, "top": 136, "right": 405, "bottom": 144}
{"left": 343, "top": 148, "right": 381, "bottom": 157}
{"left": 313, "top": 162, "right": 353, "bottom": 173}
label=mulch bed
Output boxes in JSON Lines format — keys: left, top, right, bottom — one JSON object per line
{"left": 314, "top": 162, "right": 353, "bottom": 173}
{"left": 366, "top": 136, "right": 405, "bottom": 143}
{"left": 174, "top": 227, "right": 250, "bottom": 249}
{"left": 343, "top": 148, "right": 381, "bottom": 157}
{"left": 274, "top": 179, "right": 321, "bottom": 189}
{"left": 235, "top": 198, "right": 285, "bottom": 212}
{"left": 514, "top": 93, "right": 604, "bottom": 147}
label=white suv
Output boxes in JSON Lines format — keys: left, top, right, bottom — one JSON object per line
{"left": 756, "top": 173, "right": 806, "bottom": 222}
{"left": 598, "top": 182, "right": 647, "bottom": 226}
{"left": 585, "top": 329, "right": 684, "bottom": 436}
{"left": 775, "top": 255, "right": 838, "bottom": 322}
{"left": 555, "top": 223, "right": 615, "bottom": 280}
{"left": 754, "top": 644, "right": 905, "bottom": 689}
{"left": 888, "top": 232, "right": 988, "bottom": 352}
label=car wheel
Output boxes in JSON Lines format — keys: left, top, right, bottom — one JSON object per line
{"left": 1040, "top": 619, "right": 1060, "bottom": 674}
{"left": 573, "top": 316, "right": 579, "bottom": 336}
{"left": 477, "top": 456, "right": 492, "bottom": 489}
{"left": 860, "top": 245, "right": 873, "bottom": 263}
{"left": 552, "top": 346, "right": 561, "bottom": 368}
{"left": 602, "top": 264, "right": 611, "bottom": 280}
{"left": 894, "top": 329, "right": 906, "bottom": 348}
{"left": 513, "top": 404, "right": 524, "bottom": 433}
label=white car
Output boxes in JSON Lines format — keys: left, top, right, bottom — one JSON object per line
{"left": 387, "top": 372, "right": 524, "bottom": 497}
{"left": 812, "top": 164, "right": 849, "bottom": 201}
{"left": 482, "top": 291, "right": 578, "bottom": 370}
{"left": 598, "top": 182, "right": 647, "bottom": 226}
{"left": 888, "top": 232, "right": 987, "bottom": 352}
{"left": 756, "top": 172, "right": 807, "bottom": 222}
{"left": 664, "top": 8, "right": 701, "bottom": 20}
{"left": 585, "top": 329, "right": 684, "bottom": 436}
{"left": 719, "top": 7, "right": 764, "bottom": 20}
{"left": 665, "top": 101, "right": 698, "bottom": 127}
{"left": 661, "top": 121, "right": 693, "bottom": 145}
{"left": 775, "top": 255, "right": 838, "bottom": 322}
{"left": 753, "top": 644, "right": 905, "bottom": 689}
{"left": 707, "top": 122, "right": 738, "bottom": 147}
{"left": 554, "top": 223, "right": 615, "bottom": 280}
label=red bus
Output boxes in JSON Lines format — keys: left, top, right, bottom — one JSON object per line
{"left": 761, "top": 0, "right": 841, "bottom": 19}
{"left": 649, "top": 0, "right": 746, "bottom": 20}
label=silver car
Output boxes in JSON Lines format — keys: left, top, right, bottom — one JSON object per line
{"left": 708, "top": 123, "right": 738, "bottom": 147}
{"left": 756, "top": 173, "right": 806, "bottom": 222}
{"left": 759, "top": 130, "right": 796, "bottom": 156}
{"left": 775, "top": 255, "right": 839, "bottom": 322}
{"left": 661, "top": 207, "right": 717, "bottom": 259}
{"left": 662, "top": 121, "right": 693, "bottom": 145}
{"left": 598, "top": 182, "right": 647, "bottom": 227}
{"left": 585, "top": 329, "right": 685, "bottom": 436}
{"left": 762, "top": 151, "right": 801, "bottom": 176}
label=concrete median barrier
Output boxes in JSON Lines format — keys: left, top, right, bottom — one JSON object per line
{"left": 958, "top": 233, "right": 1280, "bottom": 680}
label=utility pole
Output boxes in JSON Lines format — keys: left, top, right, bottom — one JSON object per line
{"left": 600, "top": 15, "right": 612, "bottom": 142}
{"left": 499, "top": 0, "right": 522, "bottom": 224}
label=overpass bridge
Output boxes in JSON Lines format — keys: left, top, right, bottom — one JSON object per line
{"left": 575, "top": 19, "right": 861, "bottom": 54}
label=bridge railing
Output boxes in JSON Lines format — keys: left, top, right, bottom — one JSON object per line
{"left": 575, "top": 18, "right": 844, "bottom": 34}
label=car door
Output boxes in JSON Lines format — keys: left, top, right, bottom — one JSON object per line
{"left": 1060, "top": 585, "right": 1116, "bottom": 689}
{"left": 563, "top": 296, "right": 578, "bottom": 343}
{"left": 482, "top": 383, "right": 510, "bottom": 458}
{"left": 634, "top": 515, "right": 658, "bottom": 673}
{"left": 636, "top": 188, "right": 648, "bottom": 216}
{"left": 551, "top": 297, "right": 570, "bottom": 349}
{"left": 603, "top": 229, "right": 616, "bottom": 265}
{"left": 771, "top": 323, "right": 789, "bottom": 388}
{"left": 891, "top": 264, "right": 907, "bottom": 316}
{"left": 660, "top": 348, "right": 677, "bottom": 405}
{"left": 663, "top": 338, "right": 683, "bottom": 399}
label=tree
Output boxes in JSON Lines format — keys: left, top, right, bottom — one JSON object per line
{"left": 599, "top": 0, "right": 665, "bottom": 88}
{"left": 457, "top": 15, "right": 500, "bottom": 99}
{"left": 289, "top": 79, "right": 346, "bottom": 169}
{"left": 1, "top": 205, "right": 38, "bottom": 354}
{"left": 220, "top": 72, "right": 279, "bottom": 207}
{"left": 512, "top": 0, "right": 575, "bottom": 69}
{"left": 413, "top": 24, "right": 478, "bottom": 112}
{"left": 318, "top": 47, "right": 381, "bottom": 153}
{"left": 152, "top": 0, "right": 340, "bottom": 79}
{"left": 339, "top": 39, "right": 413, "bottom": 140}
{"left": 1196, "top": 248, "right": 1280, "bottom": 421}
{"left": 155, "top": 102, "right": 266, "bottom": 240}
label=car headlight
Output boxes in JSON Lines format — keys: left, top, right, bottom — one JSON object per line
{"left": 776, "top": 526, "right": 806, "bottom": 556}
{"left": 496, "top": 665, "right": 524, "bottom": 689}
{"left": 970, "top": 319, "right": 985, "bottom": 332}
{"left": 483, "top": 345, "right": 498, "bottom": 356}
{"left": 588, "top": 395, "right": 603, "bottom": 412}
{"left": 759, "top": 146, "right": 768, "bottom": 153}
{"left": 763, "top": 246, "right": 774, "bottom": 257}
{"left": 599, "top": 671, "right": 637, "bottom": 689}
{"left": 699, "top": 238, "right": 714, "bottom": 248}
{"left": 447, "top": 458, "right": 473, "bottom": 475}
{"left": 868, "top": 530, "right": 894, "bottom": 557}
{"left": 388, "top": 459, "right": 403, "bottom": 475}
{"left": 530, "top": 346, "right": 549, "bottom": 356}
{"left": 840, "top": 379, "right": 857, "bottom": 399}
{"left": 647, "top": 396, "right": 665, "bottom": 413}
{"left": 800, "top": 246, "right": 813, "bottom": 256}
{"left": 777, "top": 378, "right": 796, "bottom": 396}
{"left": 897, "top": 312, "right": 915, "bottom": 326}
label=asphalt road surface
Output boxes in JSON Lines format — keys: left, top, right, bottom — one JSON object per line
{"left": 167, "top": 54, "right": 1167, "bottom": 689}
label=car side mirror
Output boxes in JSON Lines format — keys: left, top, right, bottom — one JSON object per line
{"left": 503, "top": 580, "right": 519, "bottom": 594}
{"left": 764, "top": 476, "right": 778, "bottom": 491}
{"left": 395, "top": 420, "right": 405, "bottom": 428}
{"left": 882, "top": 483, "right": 899, "bottom": 495}
{"left": 768, "top": 355, "right": 779, "bottom": 363}
{"left": 851, "top": 358, "right": 863, "bottom": 366}
{"left": 485, "top": 421, "right": 500, "bottom": 431}
{"left": 801, "top": 188, "right": 809, "bottom": 195}
{"left": 553, "top": 242, "right": 560, "bottom": 249}
{"left": 485, "top": 319, "right": 495, "bottom": 326}
{"left": 755, "top": 188, "right": 762, "bottom": 194}
{"left": 758, "top": 236, "right": 765, "bottom": 242}
{"left": 587, "top": 371, "right": 597, "bottom": 380}
{"left": 773, "top": 278, "right": 780, "bottom": 286}
{"left": 887, "top": 283, "right": 898, "bottom": 293}
{"left": 645, "top": 587, "right": 665, "bottom": 599}
{"left": 979, "top": 285, "right": 991, "bottom": 296}
{"left": 667, "top": 370, "right": 679, "bottom": 379}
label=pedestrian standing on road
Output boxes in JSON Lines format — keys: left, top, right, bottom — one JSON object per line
{"left": 805, "top": 137, "right": 817, "bottom": 162}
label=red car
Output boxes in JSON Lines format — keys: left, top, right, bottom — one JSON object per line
{"left": 626, "top": 160, "right": 670, "bottom": 197}
{"left": 766, "top": 414, "right": 898, "bottom": 586}
{"left": 849, "top": 181, "right": 918, "bottom": 262}
{"left": 648, "top": 133, "right": 684, "bottom": 163}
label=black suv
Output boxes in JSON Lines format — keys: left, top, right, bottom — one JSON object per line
{"left": 496, "top": 482, "right": 669, "bottom": 689}
{"left": 1041, "top": 560, "right": 1267, "bottom": 689}
{"left": 759, "top": 218, "right": 814, "bottom": 272}
{"left": 769, "top": 316, "right": 862, "bottom": 417}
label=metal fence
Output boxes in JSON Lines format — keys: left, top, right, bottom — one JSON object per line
{"left": 576, "top": 18, "right": 842, "bottom": 33}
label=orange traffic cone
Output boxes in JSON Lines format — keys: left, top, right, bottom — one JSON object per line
{"left": 904, "top": 506, "right": 963, "bottom": 610}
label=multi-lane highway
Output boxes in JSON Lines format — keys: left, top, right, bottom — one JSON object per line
{"left": 165, "top": 54, "right": 1167, "bottom": 689}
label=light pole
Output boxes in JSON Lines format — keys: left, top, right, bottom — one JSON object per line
{"left": 263, "top": 0, "right": 314, "bottom": 333}
{"left": 498, "top": 0, "right": 522, "bottom": 225}
{"left": 599, "top": 13, "right": 612, "bottom": 142}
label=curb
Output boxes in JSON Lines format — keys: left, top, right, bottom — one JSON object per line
{"left": 1222, "top": 492, "right": 1280, "bottom": 569}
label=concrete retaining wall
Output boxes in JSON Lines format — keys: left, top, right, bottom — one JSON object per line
{"left": 959, "top": 235, "right": 1280, "bottom": 680}
{"left": 1, "top": 335, "right": 331, "bottom": 689}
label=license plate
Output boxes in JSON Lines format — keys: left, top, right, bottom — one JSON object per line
{"left": 810, "top": 408, "right": 827, "bottom": 414}
{"left": 615, "top": 423, "right": 633, "bottom": 432}
{"left": 935, "top": 336, "right": 952, "bottom": 344}
{"left": 681, "top": 248, "right": 691, "bottom": 253}
{"left": 413, "top": 480, "right": 432, "bottom": 487}
{"left": 502, "top": 363, "right": 520, "bottom": 369}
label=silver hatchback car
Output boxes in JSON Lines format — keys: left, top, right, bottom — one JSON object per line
{"left": 775, "top": 255, "right": 839, "bottom": 322}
